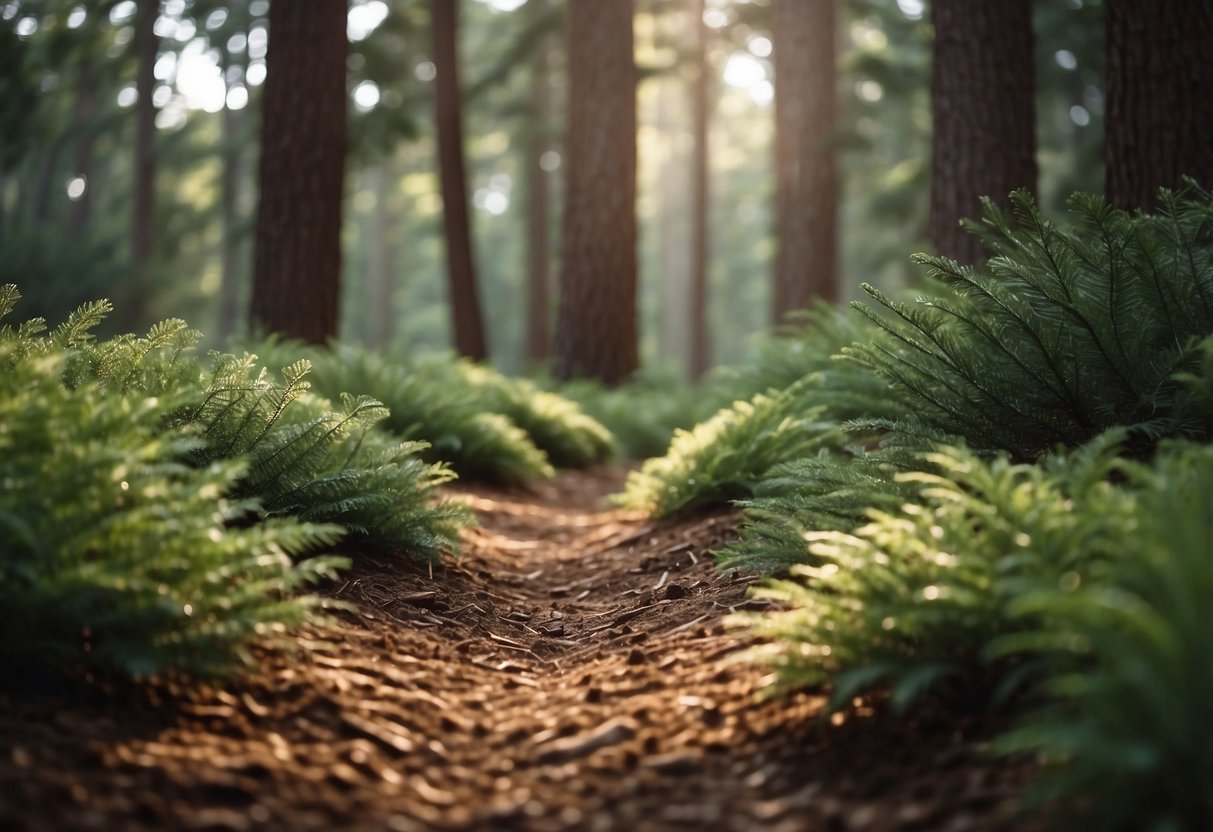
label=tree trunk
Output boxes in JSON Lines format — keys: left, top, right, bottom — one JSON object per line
{"left": 1105, "top": 0, "right": 1213, "bottom": 210}
{"left": 930, "top": 0, "right": 1036, "bottom": 264}
{"left": 366, "top": 162, "right": 398, "bottom": 351}
{"left": 688, "top": 0, "right": 710, "bottom": 380}
{"left": 124, "top": 0, "right": 159, "bottom": 331}
{"left": 67, "top": 52, "right": 96, "bottom": 240}
{"left": 553, "top": 0, "right": 639, "bottom": 385}
{"left": 525, "top": 0, "right": 552, "bottom": 366}
{"left": 216, "top": 99, "right": 243, "bottom": 342}
{"left": 432, "top": 0, "right": 488, "bottom": 361}
{"left": 249, "top": 0, "right": 348, "bottom": 344}
{"left": 656, "top": 82, "right": 688, "bottom": 371}
{"left": 772, "top": 0, "right": 839, "bottom": 324}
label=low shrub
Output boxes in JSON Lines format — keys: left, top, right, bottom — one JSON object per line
{"left": 851, "top": 187, "right": 1213, "bottom": 459}
{"left": 616, "top": 376, "right": 842, "bottom": 516}
{"left": 992, "top": 443, "right": 1213, "bottom": 831}
{"left": 739, "top": 434, "right": 1133, "bottom": 712}
{"left": 0, "top": 286, "right": 468, "bottom": 682}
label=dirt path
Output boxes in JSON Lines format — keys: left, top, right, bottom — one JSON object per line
{"left": 0, "top": 470, "right": 1042, "bottom": 831}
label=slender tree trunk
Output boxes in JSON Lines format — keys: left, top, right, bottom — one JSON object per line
{"left": 30, "top": 144, "right": 60, "bottom": 224}
{"left": 553, "top": 0, "right": 639, "bottom": 385}
{"left": 1105, "top": 0, "right": 1213, "bottom": 209}
{"left": 656, "top": 83, "right": 688, "bottom": 370}
{"left": 688, "top": 0, "right": 710, "bottom": 380}
{"left": 525, "top": 1, "right": 552, "bottom": 365}
{"left": 930, "top": 0, "right": 1036, "bottom": 263}
{"left": 772, "top": 0, "right": 839, "bottom": 324}
{"left": 365, "top": 162, "right": 398, "bottom": 351}
{"left": 67, "top": 52, "right": 96, "bottom": 240}
{"left": 249, "top": 0, "right": 348, "bottom": 343}
{"left": 120, "top": 0, "right": 159, "bottom": 330}
{"left": 432, "top": 0, "right": 488, "bottom": 361}
{"left": 216, "top": 100, "right": 243, "bottom": 342}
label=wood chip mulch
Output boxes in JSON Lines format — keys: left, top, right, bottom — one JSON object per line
{"left": 0, "top": 468, "right": 1050, "bottom": 831}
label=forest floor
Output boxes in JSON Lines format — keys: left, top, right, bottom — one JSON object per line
{"left": 1, "top": 469, "right": 1049, "bottom": 832}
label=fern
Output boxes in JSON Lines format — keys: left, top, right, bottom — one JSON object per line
{"left": 617, "top": 376, "right": 842, "bottom": 516}
{"left": 740, "top": 434, "right": 1134, "bottom": 712}
{"left": 850, "top": 186, "right": 1213, "bottom": 458}
{"left": 990, "top": 443, "right": 1213, "bottom": 831}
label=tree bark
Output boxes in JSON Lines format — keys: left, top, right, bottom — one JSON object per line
{"left": 688, "top": 0, "right": 710, "bottom": 380}
{"left": 772, "top": 0, "right": 839, "bottom": 324}
{"left": 249, "top": 0, "right": 349, "bottom": 344}
{"left": 553, "top": 0, "right": 639, "bottom": 385}
{"left": 432, "top": 0, "right": 488, "bottom": 361}
{"left": 366, "top": 162, "right": 398, "bottom": 351}
{"left": 929, "top": 0, "right": 1036, "bottom": 264}
{"left": 1105, "top": 0, "right": 1213, "bottom": 210}
{"left": 525, "top": 0, "right": 552, "bottom": 366}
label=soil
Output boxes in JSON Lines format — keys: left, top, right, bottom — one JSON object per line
{"left": 0, "top": 469, "right": 1048, "bottom": 832}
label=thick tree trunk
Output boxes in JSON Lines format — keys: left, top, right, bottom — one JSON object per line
{"left": 525, "top": 3, "right": 552, "bottom": 365}
{"left": 772, "top": 0, "right": 839, "bottom": 324}
{"left": 432, "top": 0, "right": 488, "bottom": 361}
{"left": 688, "top": 0, "right": 710, "bottom": 380}
{"left": 1105, "top": 0, "right": 1213, "bottom": 209}
{"left": 553, "top": 0, "right": 639, "bottom": 385}
{"left": 930, "top": 0, "right": 1036, "bottom": 264}
{"left": 249, "top": 0, "right": 348, "bottom": 344}
{"left": 67, "top": 53, "right": 96, "bottom": 240}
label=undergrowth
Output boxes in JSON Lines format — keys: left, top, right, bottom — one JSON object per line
{"left": 0, "top": 286, "right": 467, "bottom": 682}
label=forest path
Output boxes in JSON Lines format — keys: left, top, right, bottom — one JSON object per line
{"left": 0, "top": 470, "right": 1038, "bottom": 832}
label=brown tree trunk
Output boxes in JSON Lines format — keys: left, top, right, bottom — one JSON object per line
{"left": 1105, "top": 0, "right": 1213, "bottom": 210}
{"left": 525, "top": 1, "right": 552, "bottom": 365}
{"left": 216, "top": 99, "right": 243, "bottom": 342}
{"left": 124, "top": 0, "right": 159, "bottom": 331}
{"left": 930, "top": 0, "right": 1036, "bottom": 264}
{"left": 772, "top": 0, "right": 839, "bottom": 324}
{"left": 553, "top": 0, "right": 639, "bottom": 385}
{"left": 67, "top": 52, "right": 96, "bottom": 240}
{"left": 688, "top": 0, "right": 711, "bottom": 380}
{"left": 432, "top": 0, "right": 488, "bottom": 361}
{"left": 366, "top": 162, "right": 398, "bottom": 351}
{"left": 249, "top": 0, "right": 348, "bottom": 344}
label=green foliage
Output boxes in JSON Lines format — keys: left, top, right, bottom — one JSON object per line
{"left": 418, "top": 357, "right": 615, "bottom": 468}
{"left": 0, "top": 292, "right": 346, "bottom": 682}
{"left": 850, "top": 187, "right": 1213, "bottom": 459}
{"left": 617, "top": 377, "right": 842, "bottom": 516}
{"left": 992, "top": 444, "right": 1213, "bottom": 832}
{"left": 715, "top": 449, "right": 922, "bottom": 574}
{"left": 294, "top": 343, "right": 556, "bottom": 483}
{"left": 554, "top": 370, "right": 710, "bottom": 460}
{"left": 741, "top": 435, "right": 1133, "bottom": 712}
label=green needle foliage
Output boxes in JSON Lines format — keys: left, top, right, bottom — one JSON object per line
{"left": 991, "top": 444, "right": 1213, "bottom": 832}
{"left": 556, "top": 370, "right": 710, "bottom": 460}
{"left": 0, "top": 285, "right": 472, "bottom": 682}
{"left": 741, "top": 434, "right": 1133, "bottom": 712}
{"left": 0, "top": 291, "right": 346, "bottom": 682}
{"left": 296, "top": 343, "right": 557, "bottom": 483}
{"left": 617, "top": 377, "right": 842, "bottom": 516}
{"left": 418, "top": 357, "right": 616, "bottom": 469}
{"left": 850, "top": 186, "right": 1213, "bottom": 459}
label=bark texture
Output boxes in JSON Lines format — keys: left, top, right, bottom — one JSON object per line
{"left": 250, "top": 0, "right": 348, "bottom": 344}
{"left": 688, "top": 0, "right": 711, "bottom": 380}
{"left": 772, "top": 0, "right": 839, "bottom": 324}
{"left": 1105, "top": 0, "right": 1213, "bottom": 210}
{"left": 553, "top": 0, "right": 639, "bottom": 385}
{"left": 525, "top": 2, "right": 552, "bottom": 365}
{"left": 433, "top": 0, "right": 488, "bottom": 361}
{"left": 929, "top": 0, "right": 1036, "bottom": 265}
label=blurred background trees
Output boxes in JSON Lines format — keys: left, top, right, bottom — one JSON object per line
{"left": 1, "top": 0, "right": 1195, "bottom": 381}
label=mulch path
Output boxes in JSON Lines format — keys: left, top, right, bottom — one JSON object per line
{"left": 0, "top": 469, "right": 1048, "bottom": 831}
